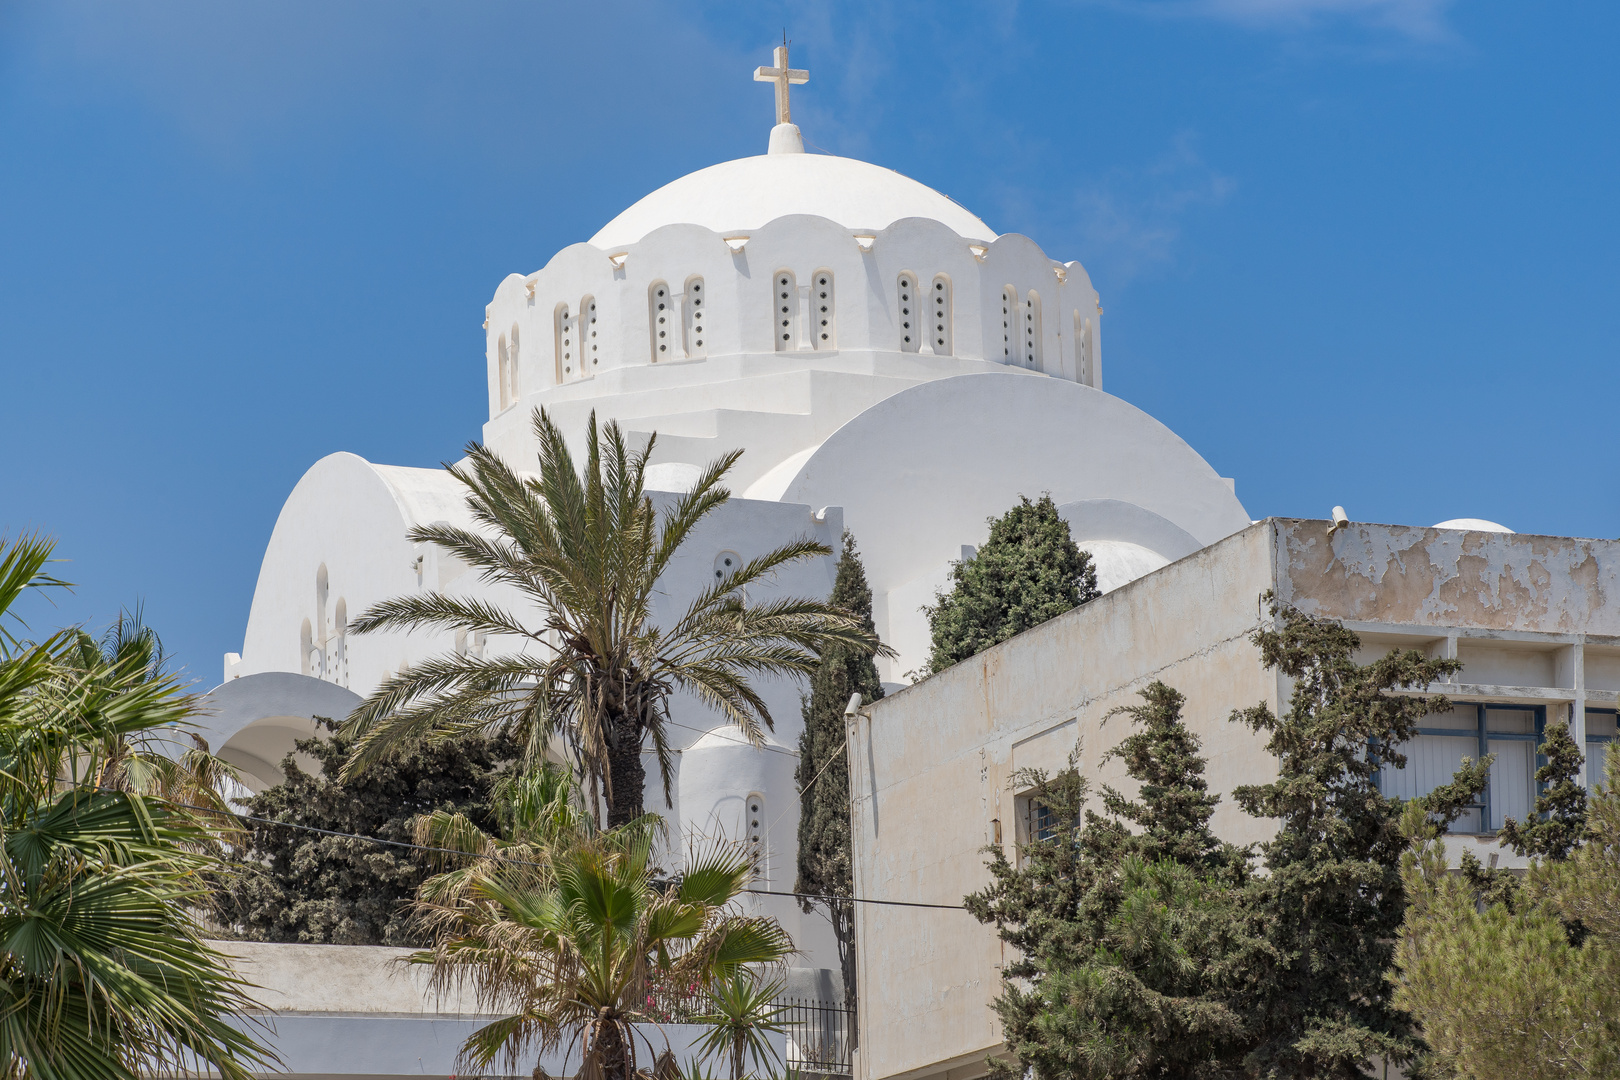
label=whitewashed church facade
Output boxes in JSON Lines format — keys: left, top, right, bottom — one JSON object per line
{"left": 205, "top": 47, "right": 1252, "bottom": 989}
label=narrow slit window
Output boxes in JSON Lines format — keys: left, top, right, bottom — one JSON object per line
{"left": 1073, "top": 311, "right": 1094, "bottom": 386}
{"left": 747, "top": 791, "right": 767, "bottom": 881}
{"left": 1024, "top": 290, "right": 1043, "bottom": 370}
{"left": 508, "top": 325, "right": 521, "bottom": 399}
{"left": 897, "top": 273, "right": 918, "bottom": 352}
{"left": 496, "top": 334, "right": 510, "bottom": 408}
{"left": 683, "top": 276, "right": 707, "bottom": 359}
{"left": 812, "top": 269, "right": 835, "bottom": 349}
{"left": 774, "top": 270, "right": 798, "bottom": 352}
{"left": 648, "top": 282, "right": 671, "bottom": 362}
{"left": 333, "top": 597, "right": 347, "bottom": 687}
{"left": 554, "top": 303, "right": 575, "bottom": 382}
{"left": 931, "top": 274, "right": 952, "bottom": 355}
{"left": 1002, "top": 285, "right": 1017, "bottom": 361}
{"left": 582, "top": 299, "right": 598, "bottom": 370}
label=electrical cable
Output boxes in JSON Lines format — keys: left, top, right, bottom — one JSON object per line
{"left": 61, "top": 780, "right": 968, "bottom": 912}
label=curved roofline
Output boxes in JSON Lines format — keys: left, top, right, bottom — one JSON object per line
{"left": 588, "top": 152, "right": 997, "bottom": 251}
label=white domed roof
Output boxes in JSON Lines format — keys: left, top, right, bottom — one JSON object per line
{"left": 589, "top": 152, "right": 997, "bottom": 250}
{"left": 1434, "top": 518, "right": 1514, "bottom": 534}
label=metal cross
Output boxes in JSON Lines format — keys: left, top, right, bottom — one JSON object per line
{"left": 753, "top": 41, "right": 809, "bottom": 126}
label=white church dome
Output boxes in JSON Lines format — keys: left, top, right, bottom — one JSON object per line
{"left": 1434, "top": 518, "right": 1514, "bottom": 533}
{"left": 588, "top": 152, "right": 997, "bottom": 251}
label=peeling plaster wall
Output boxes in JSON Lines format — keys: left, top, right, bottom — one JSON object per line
{"left": 851, "top": 519, "right": 1620, "bottom": 1080}
{"left": 1275, "top": 520, "right": 1620, "bottom": 637}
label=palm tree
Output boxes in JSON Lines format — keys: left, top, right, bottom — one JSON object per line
{"left": 0, "top": 535, "right": 276, "bottom": 1080}
{"left": 692, "top": 970, "right": 789, "bottom": 1080}
{"left": 59, "top": 607, "right": 245, "bottom": 840}
{"left": 410, "top": 822, "right": 793, "bottom": 1080}
{"left": 343, "top": 408, "right": 890, "bottom": 826}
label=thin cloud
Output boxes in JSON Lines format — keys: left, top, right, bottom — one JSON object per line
{"left": 1061, "top": 132, "right": 1236, "bottom": 283}
{"left": 1111, "top": 0, "right": 1458, "bottom": 42}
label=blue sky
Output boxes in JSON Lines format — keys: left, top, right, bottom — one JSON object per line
{"left": 2, "top": 0, "right": 1616, "bottom": 685}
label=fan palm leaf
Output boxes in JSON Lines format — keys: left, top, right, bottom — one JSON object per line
{"left": 344, "top": 408, "right": 891, "bottom": 827}
{"left": 0, "top": 535, "right": 276, "bottom": 1079}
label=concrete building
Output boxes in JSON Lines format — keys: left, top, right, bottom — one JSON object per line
{"left": 847, "top": 518, "right": 1620, "bottom": 1080}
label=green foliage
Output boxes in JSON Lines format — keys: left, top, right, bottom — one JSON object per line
{"left": 1393, "top": 752, "right": 1620, "bottom": 1079}
{"left": 344, "top": 408, "right": 888, "bottom": 828}
{"left": 693, "top": 971, "right": 789, "bottom": 1080}
{"left": 1227, "top": 596, "right": 1466, "bottom": 1079}
{"left": 0, "top": 535, "right": 275, "bottom": 1080}
{"left": 924, "top": 495, "right": 1098, "bottom": 675}
{"left": 1503, "top": 720, "right": 1589, "bottom": 862}
{"left": 210, "top": 718, "right": 512, "bottom": 946}
{"left": 1461, "top": 720, "right": 1589, "bottom": 912}
{"left": 795, "top": 531, "right": 884, "bottom": 1015}
{"left": 966, "top": 682, "right": 1255, "bottom": 1079}
{"left": 412, "top": 825, "right": 793, "bottom": 1080}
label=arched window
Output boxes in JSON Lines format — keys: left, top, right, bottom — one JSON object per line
{"left": 314, "top": 564, "right": 329, "bottom": 679}
{"left": 554, "top": 302, "right": 575, "bottom": 382}
{"left": 1073, "top": 310, "right": 1094, "bottom": 386}
{"left": 299, "top": 618, "right": 314, "bottom": 678}
{"left": 930, "top": 275, "right": 953, "bottom": 355}
{"left": 581, "top": 298, "right": 598, "bottom": 372}
{"left": 773, "top": 271, "right": 798, "bottom": 351}
{"left": 1024, "top": 290, "right": 1043, "bottom": 370}
{"left": 496, "top": 334, "right": 510, "bottom": 409}
{"left": 508, "top": 324, "right": 522, "bottom": 399}
{"left": 897, "top": 273, "right": 918, "bottom": 352}
{"left": 683, "top": 276, "right": 707, "bottom": 359}
{"left": 649, "top": 281, "right": 672, "bottom": 362}
{"left": 333, "top": 597, "right": 347, "bottom": 687}
{"left": 1001, "top": 285, "right": 1017, "bottom": 362}
{"left": 811, "top": 269, "right": 835, "bottom": 349}
{"left": 746, "top": 791, "right": 767, "bottom": 882}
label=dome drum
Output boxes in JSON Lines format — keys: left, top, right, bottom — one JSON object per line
{"left": 483, "top": 213, "right": 1102, "bottom": 422}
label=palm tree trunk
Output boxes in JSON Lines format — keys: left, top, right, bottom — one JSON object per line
{"left": 605, "top": 712, "right": 646, "bottom": 829}
{"left": 595, "top": 1018, "right": 631, "bottom": 1080}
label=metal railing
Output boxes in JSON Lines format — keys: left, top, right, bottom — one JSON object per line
{"left": 777, "top": 996, "right": 854, "bottom": 1079}
{"left": 639, "top": 985, "right": 855, "bottom": 1079}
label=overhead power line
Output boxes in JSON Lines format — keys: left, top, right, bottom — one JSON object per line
{"left": 65, "top": 782, "right": 968, "bottom": 913}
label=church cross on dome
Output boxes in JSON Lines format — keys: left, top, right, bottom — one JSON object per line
{"left": 753, "top": 39, "right": 808, "bottom": 126}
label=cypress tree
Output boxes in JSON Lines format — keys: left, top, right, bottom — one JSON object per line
{"left": 924, "top": 495, "right": 1098, "bottom": 675}
{"left": 795, "top": 531, "right": 885, "bottom": 1015}
{"left": 966, "top": 682, "right": 1255, "bottom": 1079}
{"left": 1500, "top": 720, "right": 1589, "bottom": 862}
{"left": 1226, "top": 596, "right": 1466, "bottom": 1078}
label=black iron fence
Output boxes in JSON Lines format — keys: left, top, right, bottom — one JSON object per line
{"left": 639, "top": 985, "right": 855, "bottom": 1079}
{"left": 777, "top": 996, "right": 855, "bottom": 1079}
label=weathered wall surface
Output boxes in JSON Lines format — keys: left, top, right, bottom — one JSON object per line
{"left": 849, "top": 523, "right": 1282, "bottom": 1080}
{"left": 851, "top": 519, "right": 1620, "bottom": 1080}
{"left": 1276, "top": 520, "right": 1620, "bottom": 637}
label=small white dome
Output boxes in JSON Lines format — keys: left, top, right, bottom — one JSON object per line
{"left": 1076, "top": 539, "right": 1172, "bottom": 594}
{"left": 589, "top": 153, "right": 997, "bottom": 250}
{"left": 1433, "top": 518, "right": 1514, "bottom": 534}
